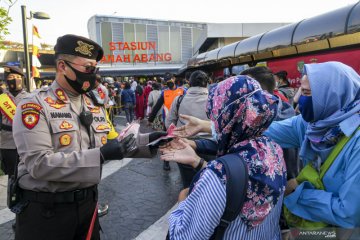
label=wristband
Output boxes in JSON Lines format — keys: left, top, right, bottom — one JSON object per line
{"left": 195, "top": 158, "right": 204, "bottom": 171}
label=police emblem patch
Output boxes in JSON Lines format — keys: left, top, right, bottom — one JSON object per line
{"left": 21, "top": 103, "right": 42, "bottom": 111}
{"left": 90, "top": 107, "right": 100, "bottom": 114}
{"left": 60, "top": 120, "right": 73, "bottom": 130}
{"left": 96, "top": 124, "right": 110, "bottom": 130}
{"left": 84, "top": 96, "right": 92, "bottom": 106}
{"left": 82, "top": 81, "right": 90, "bottom": 91}
{"left": 98, "top": 87, "right": 105, "bottom": 99}
{"left": 59, "top": 134, "right": 72, "bottom": 146}
{"left": 44, "top": 97, "right": 66, "bottom": 109}
{"left": 75, "top": 41, "right": 94, "bottom": 57}
{"left": 55, "top": 89, "right": 68, "bottom": 102}
{"left": 101, "top": 136, "right": 107, "bottom": 145}
{"left": 22, "top": 109, "right": 40, "bottom": 129}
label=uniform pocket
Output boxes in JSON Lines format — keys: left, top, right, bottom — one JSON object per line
{"left": 49, "top": 120, "right": 79, "bottom": 150}
{"left": 91, "top": 123, "right": 110, "bottom": 147}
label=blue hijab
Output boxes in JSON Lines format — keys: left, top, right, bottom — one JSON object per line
{"left": 300, "top": 61, "right": 360, "bottom": 165}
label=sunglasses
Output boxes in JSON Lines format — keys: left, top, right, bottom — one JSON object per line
{"left": 61, "top": 59, "right": 99, "bottom": 74}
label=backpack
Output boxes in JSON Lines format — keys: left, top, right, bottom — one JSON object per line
{"left": 172, "top": 153, "right": 248, "bottom": 240}
{"left": 209, "top": 153, "right": 248, "bottom": 239}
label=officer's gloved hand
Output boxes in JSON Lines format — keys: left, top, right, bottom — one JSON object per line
{"left": 100, "top": 134, "right": 136, "bottom": 163}
{"left": 149, "top": 131, "right": 168, "bottom": 143}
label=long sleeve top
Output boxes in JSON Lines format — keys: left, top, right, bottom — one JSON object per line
{"left": 265, "top": 115, "right": 360, "bottom": 227}
{"left": 121, "top": 89, "right": 136, "bottom": 105}
{"left": 165, "top": 87, "right": 208, "bottom": 129}
{"left": 168, "top": 168, "right": 283, "bottom": 240}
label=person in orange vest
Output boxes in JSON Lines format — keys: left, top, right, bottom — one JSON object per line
{"left": 148, "top": 73, "right": 185, "bottom": 170}
{"left": 0, "top": 66, "right": 29, "bottom": 180}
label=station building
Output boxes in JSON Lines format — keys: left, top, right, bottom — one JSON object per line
{"left": 87, "top": 15, "right": 288, "bottom": 76}
{"left": 0, "top": 17, "right": 288, "bottom": 81}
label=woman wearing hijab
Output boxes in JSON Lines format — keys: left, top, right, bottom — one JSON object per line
{"left": 161, "top": 75, "right": 287, "bottom": 239}
{"left": 266, "top": 61, "right": 360, "bottom": 228}
{"left": 135, "top": 83, "right": 145, "bottom": 120}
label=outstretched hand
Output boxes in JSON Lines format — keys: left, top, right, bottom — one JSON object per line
{"left": 173, "top": 114, "right": 205, "bottom": 138}
{"left": 160, "top": 138, "right": 200, "bottom": 168}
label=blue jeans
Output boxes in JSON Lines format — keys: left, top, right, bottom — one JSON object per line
{"left": 124, "top": 102, "right": 134, "bottom": 123}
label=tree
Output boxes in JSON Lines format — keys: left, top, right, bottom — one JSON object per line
{"left": 0, "top": 0, "right": 17, "bottom": 48}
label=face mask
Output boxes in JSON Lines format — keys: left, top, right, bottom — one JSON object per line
{"left": 210, "top": 121, "right": 218, "bottom": 141}
{"left": 298, "top": 95, "right": 314, "bottom": 122}
{"left": 166, "top": 82, "right": 174, "bottom": 89}
{"left": 6, "top": 78, "right": 23, "bottom": 92}
{"left": 64, "top": 62, "right": 97, "bottom": 94}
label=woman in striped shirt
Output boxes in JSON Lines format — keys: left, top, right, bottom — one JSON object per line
{"left": 161, "top": 75, "right": 287, "bottom": 239}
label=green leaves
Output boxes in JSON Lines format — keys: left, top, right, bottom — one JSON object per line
{"left": 0, "top": 0, "right": 17, "bottom": 48}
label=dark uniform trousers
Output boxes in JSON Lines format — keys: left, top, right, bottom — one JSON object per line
{"left": 0, "top": 149, "right": 18, "bottom": 176}
{"left": 15, "top": 186, "right": 100, "bottom": 240}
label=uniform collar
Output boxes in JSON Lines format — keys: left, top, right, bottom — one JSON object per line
{"left": 50, "top": 81, "right": 70, "bottom": 104}
{"left": 83, "top": 94, "right": 95, "bottom": 109}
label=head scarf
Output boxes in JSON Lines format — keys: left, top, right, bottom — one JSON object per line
{"left": 300, "top": 62, "right": 360, "bottom": 165}
{"left": 206, "top": 75, "right": 286, "bottom": 227}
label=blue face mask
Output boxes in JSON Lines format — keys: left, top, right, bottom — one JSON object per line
{"left": 298, "top": 95, "right": 314, "bottom": 122}
{"left": 210, "top": 121, "right": 218, "bottom": 141}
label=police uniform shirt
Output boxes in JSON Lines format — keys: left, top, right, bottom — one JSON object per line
{"left": 0, "top": 90, "right": 29, "bottom": 149}
{"left": 13, "top": 81, "right": 109, "bottom": 192}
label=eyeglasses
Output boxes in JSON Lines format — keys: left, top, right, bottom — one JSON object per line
{"left": 60, "top": 59, "right": 99, "bottom": 74}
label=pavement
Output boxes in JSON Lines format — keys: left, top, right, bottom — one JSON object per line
{"left": 0, "top": 114, "right": 182, "bottom": 240}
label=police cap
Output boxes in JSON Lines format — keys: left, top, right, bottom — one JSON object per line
{"left": 54, "top": 34, "right": 104, "bottom": 61}
{"left": 3, "top": 65, "right": 24, "bottom": 78}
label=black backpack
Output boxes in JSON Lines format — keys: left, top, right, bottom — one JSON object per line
{"left": 209, "top": 153, "right": 248, "bottom": 239}
{"left": 167, "top": 153, "right": 248, "bottom": 240}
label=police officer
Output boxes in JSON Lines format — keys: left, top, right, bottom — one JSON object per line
{"left": 0, "top": 66, "right": 29, "bottom": 179}
{"left": 12, "top": 35, "right": 138, "bottom": 240}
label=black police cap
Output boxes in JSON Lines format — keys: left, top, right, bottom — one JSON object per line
{"left": 3, "top": 65, "right": 24, "bottom": 77}
{"left": 54, "top": 34, "right": 104, "bottom": 61}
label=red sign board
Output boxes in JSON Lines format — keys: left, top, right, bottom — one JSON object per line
{"left": 100, "top": 41, "right": 172, "bottom": 63}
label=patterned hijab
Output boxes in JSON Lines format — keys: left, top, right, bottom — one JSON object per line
{"left": 206, "top": 75, "right": 287, "bottom": 227}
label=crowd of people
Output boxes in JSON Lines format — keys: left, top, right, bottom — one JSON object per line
{"left": 0, "top": 33, "right": 359, "bottom": 240}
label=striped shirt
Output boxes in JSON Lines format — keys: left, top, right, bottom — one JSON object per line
{"left": 169, "top": 169, "right": 283, "bottom": 240}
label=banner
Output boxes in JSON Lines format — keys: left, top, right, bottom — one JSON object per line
{"left": 31, "top": 25, "right": 42, "bottom": 91}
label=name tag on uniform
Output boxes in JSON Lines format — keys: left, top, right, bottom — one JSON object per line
{"left": 50, "top": 112, "right": 73, "bottom": 119}
{"left": 93, "top": 116, "right": 106, "bottom": 122}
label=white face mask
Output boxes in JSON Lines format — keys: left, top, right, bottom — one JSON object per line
{"left": 211, "top": 121, "right": 218, "bottom": 141}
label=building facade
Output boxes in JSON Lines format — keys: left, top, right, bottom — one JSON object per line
{"left": 88, "top": 16, "right": 288, "bottom": 76}
{"left": 88, "top": 16, "right": 207, "bottom": 66}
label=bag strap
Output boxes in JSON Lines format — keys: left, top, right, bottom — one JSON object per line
{"left": 320, "top": 127, "right": 360, "bottom": 180}
{"left": 210, "top": 153, "right": 248, "bottom": 240}
{"left": 175, "top": 94, "right": 185, "bottom": 125}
